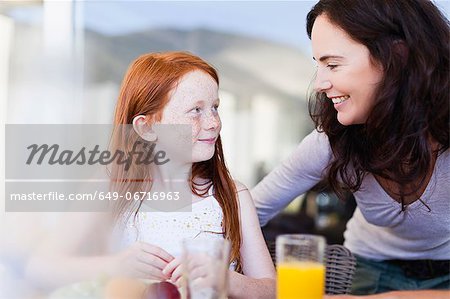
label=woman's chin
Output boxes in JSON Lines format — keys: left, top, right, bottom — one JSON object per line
{"left": 336, "top": 114, "right": 354, "bottom": 126}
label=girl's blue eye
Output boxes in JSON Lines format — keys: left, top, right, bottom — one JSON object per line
{"left": 190, "top": 107, "right": 201, "bottom": 113}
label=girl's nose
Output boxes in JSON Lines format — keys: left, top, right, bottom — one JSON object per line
{"left": 203, "top": 112, "right": 220, "bottom": 130}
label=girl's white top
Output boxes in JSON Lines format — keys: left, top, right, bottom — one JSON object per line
{"left": 118, "top": 187, "right": 232, "bottom": 261}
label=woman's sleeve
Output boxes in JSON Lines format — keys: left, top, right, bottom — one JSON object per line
{"left": 251, "top": 129, "right": 332, "bottom": 226}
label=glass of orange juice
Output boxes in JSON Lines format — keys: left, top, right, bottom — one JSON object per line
{"left": 276, "top": 234, "right": 326, "bottom": 299}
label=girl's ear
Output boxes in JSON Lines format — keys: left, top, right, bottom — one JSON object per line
{"left": 132, "top": 115, "right": 157, "bottom": 142}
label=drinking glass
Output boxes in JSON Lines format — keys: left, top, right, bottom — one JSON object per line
{"left": 182, "top": 238, "right": 230, "bottom": 299}
{"left": 276, "top": 234, "right": 326, "bottom": 299}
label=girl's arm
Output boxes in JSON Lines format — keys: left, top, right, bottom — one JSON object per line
{"left": 25, "top": 212, "right": 173, "bottom": 291}
{"left": 227, "top": 182, "right": 276, "bottom": 299}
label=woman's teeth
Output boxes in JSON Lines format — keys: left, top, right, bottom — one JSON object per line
{"left": 331, "top": 96, "right": 349, "bottom": 104}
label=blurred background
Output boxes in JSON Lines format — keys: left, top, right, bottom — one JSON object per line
{"left": 0, "top": 0, "right": 449, "bottom": 296}
{"left": 2, "top": 0, "right": 448, "bottom": 186}
{"left": 0, "top": 0, "right": 320, "bottom": 185}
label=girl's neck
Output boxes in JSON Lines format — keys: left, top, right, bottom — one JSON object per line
{"left": 150, "top": 162, "right": 191, "bottom": 190}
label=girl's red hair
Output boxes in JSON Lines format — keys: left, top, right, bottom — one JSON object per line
{"left": 112, "top": 52, "right": 242, "bottom": 271}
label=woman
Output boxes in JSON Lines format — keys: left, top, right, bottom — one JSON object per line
{"left": 26, "top": 52, "right": 275, "bottom": 299}
{"left": 252, "top": 0, "right": 449, "bottom": 295}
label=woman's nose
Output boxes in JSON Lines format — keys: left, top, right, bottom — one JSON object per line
{"left": 314, "top": 70, "right": 332, "bottom": 92}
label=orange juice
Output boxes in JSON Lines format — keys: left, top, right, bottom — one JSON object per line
{"left": 277, "top": 261, "right": 325, "bottom": 299}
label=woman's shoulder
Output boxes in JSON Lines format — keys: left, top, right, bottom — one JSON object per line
{"left": 304, "top": 128, "right": 330, "bottom": 147}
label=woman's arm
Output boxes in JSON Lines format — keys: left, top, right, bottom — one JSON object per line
{"left": 227, "top": 182, "right": 276, "bottom": 299}
{"left": 251, "top": 129, "right": 332, "bottom": 226}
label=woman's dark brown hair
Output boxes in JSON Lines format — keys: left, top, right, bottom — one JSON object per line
{"left": 306, "top": 0, "right": 449, "bottom": 204}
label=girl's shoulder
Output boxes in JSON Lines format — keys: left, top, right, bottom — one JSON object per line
{"left": 233, "top": 180, "right": 249, "bottom": 194}
{"left": 232, "top": 180, "right": 257, "bottom": 215}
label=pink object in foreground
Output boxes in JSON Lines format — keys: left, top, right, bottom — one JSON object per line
{"left": 143, "top": 282, "right": 181, "bottom": 299}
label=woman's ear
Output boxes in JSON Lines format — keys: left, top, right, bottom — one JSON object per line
{"left": 132, "top": 115, "right": 157, "bottom": 142}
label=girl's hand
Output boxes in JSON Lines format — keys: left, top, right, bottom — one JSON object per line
{"left": 164, "top": 253, "right": 223, "bottom": 289}
{"left": 162, "top": 257, "right": 183, "bottom": 286}
{"left": 183, "top": 253, "right": 222, "bottom": 290}
{"left": 111, "top": 242, "right": 174, "bottom": 281}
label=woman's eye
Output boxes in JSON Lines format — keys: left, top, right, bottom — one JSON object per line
{"left": 212, "top": 105, "right": 219, "bottom": 112}
{"left": 327, "top": 64, "right": 338, "bottom": 70}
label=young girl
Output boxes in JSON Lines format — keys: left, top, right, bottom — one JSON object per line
{"left": 26, "top": 52, "right": 275, "bottom": 299}
{"left": 110, "top": 51, "right": 275, "bottom": 298}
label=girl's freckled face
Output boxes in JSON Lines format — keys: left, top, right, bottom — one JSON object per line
{"left": 160, "top": 70, "right": 221, "bottom": 162}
